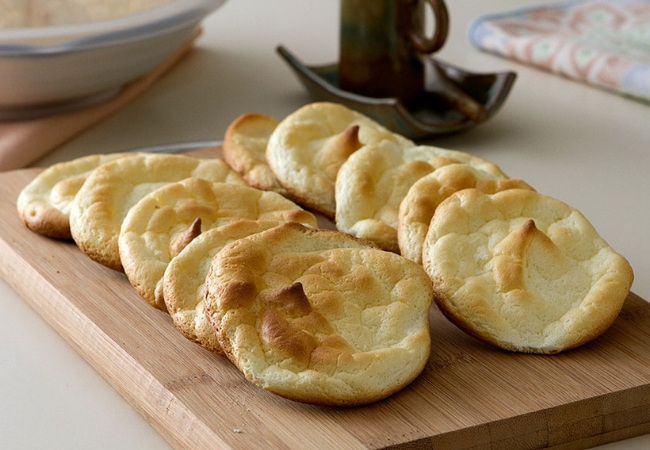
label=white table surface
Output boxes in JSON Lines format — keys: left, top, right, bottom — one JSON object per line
{"left": 2, "top": 1, "right": 649, "bottom": 449}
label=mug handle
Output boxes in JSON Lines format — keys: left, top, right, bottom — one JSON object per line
{"left": 409, "top": 0, "right": 449, "bottom": 54}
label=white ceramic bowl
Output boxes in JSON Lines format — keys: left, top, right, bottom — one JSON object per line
{"left": 0, "top": 0, "right": 227, "bottom": 120}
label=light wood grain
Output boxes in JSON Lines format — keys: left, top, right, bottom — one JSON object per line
{"left": 2, "top": 155, "right": 650, "bottom": 449}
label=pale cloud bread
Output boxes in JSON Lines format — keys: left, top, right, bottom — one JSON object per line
{"left": 69, "top": 153, "right": 245, "bottom": 272}
{"left": 17, "top": 153, "right": 128, "bottom": 240}
{"left": 221, "top": 112, "right": 291, "bottom": 197}
{"left": 398, "top": 163, "right": 534, "bottom": 264}
{"left": 265, "top": 102, "right": 413, "bottom": 218}
{"left": 204, "top": 223, "right": 432, "bottom": 406}
{"left": 422, "top": 188, "right": 634, "bottom": 354}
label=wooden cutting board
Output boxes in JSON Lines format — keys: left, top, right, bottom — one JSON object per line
{"left": 2, "top": 151, "right": 650, "bottom": 450}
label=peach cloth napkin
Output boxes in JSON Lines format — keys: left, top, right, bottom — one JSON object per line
{"left": 0, "top": 31, "right": 200, "bottom": 172}
{"left": 470, "top": 0, "right": 650, "bottom": 103}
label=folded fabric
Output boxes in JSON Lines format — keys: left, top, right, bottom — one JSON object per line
{"left": 0, "top": 30, "right": 201, "bottom": 172}
{"left": 469, "top": 0, "right": 650, "bottom": 103}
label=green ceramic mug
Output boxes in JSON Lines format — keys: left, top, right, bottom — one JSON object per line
{"left": 339, "top": 0, "right": 449, "bottom": 109}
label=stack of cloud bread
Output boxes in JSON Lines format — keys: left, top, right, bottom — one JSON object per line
{"left": 17, "top": 102, "right": 634, "bottom": 407}
{"left": 15, "top": 129, "right": 433, "bottom": 406}
{"left": 222, "top": 102, "right": 633, "bottom": 356}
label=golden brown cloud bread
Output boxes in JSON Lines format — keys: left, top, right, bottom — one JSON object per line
{"left": 266, "top": 102, "right": 413, "bottom": 218}
{"left": 163, "top": 220, "right": 283, "bottom": 354}
{"left": 119, "top": 178, "right": 318, "bottom": 311}
{"left": 221, "top": 112, "right": 291, "bottom": 196}
{"left": 69, "top": 153, "right": 245, "bottom": 272}
{"left": 335, "top": 140, "right": 508, "bottom": 253}
{"left": 17, "top": 153, "right": 128, "bottom": 239}
{"left": 398, "top": 164, "right": 534, "bottom": 263}
{"left": 204, "top": 223, "right": 432, "bottom": 406}
{"left": 422, "top": 188, "right": 634, "bottom": 354}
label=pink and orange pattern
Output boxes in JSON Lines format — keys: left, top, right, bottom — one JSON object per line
{"left": 470, "top": 0, "right": 650, "bottom": 103}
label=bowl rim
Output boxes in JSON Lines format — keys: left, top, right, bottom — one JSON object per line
{"left": 0, "top": 0, "right": 226, "bottom": 56}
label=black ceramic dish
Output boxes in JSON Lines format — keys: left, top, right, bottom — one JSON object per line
{"left": 277, "top": 45, "right": 517, "bottom": 141}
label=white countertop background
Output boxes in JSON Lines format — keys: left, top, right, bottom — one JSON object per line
{"left": 2, "top": 0, "right": 649, "bottom": 448}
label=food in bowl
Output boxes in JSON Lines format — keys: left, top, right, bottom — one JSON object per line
{"left": 0, "top": 0, "right": 176, "bottom": 28}
{"left": 0, "top": 0, "right": 226, "bottom": 120}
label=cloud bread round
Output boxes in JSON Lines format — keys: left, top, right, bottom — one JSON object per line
{"left": 222, "top": 112, "right": 291, "bottom": 197}
{"left": 69, "top": 153, "right": 246, "bottom": 272}
{"left": 398, "top": 163, "right": 534, "bottom": 264}
{"left": 163, "top": 220, "right": 283, "bottom": 354}
{"left": 422, "top": 188, "right": 634, "bottom": 354}
{"left": 17, "top": 153, "right": 128, "bottom": 239}
{"left": 335, "top": 140, "right": 508, "bottom": 253}
{"left": 204, "top": 222, "right": 433, "bottom": 406}
{"left": 119, "top": 178, "right": 318, "bottom": 311}
{"left": 266, "top": 102, "right": 414, "bottom": 218}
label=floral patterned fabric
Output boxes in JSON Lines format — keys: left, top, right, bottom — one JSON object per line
{"left": 469, "top": 0, "right": 650, "bottom": 103}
